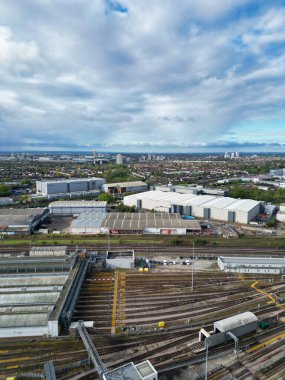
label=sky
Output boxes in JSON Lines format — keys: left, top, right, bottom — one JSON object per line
{"left": 1, "top": 0, "right": 285, "bottom": 153}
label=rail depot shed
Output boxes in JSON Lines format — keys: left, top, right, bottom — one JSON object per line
{"left": 217, "top": 256, "right": 285, "bottom": 274}
{"left": 30, "top": 246, "right": 68, "bottom": 257}
{"left": 199, "top": 312, "right": 258, "bottom": 347}
{"left": 124, "top": 190, "right": 261, "bottom": 224}
{"left": 214, "top": 312, "right": 258, "bottom": 335}
{"left": 0, "top": 255, "right": 78, "bottom": 338}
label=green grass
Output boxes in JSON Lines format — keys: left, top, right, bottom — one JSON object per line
{"left": 1, "top": 234, "right": 285, "bottom": 248}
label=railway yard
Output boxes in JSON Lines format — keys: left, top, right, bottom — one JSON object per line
{"left": 0, "top": 244, "right": 285, "bottom": 379}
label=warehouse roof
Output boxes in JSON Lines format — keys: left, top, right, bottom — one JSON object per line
{"left": 225, "top": 199, "right": 260, "bottom": 212}
{"left": 49, "top": 200, "right": 107, "bottom": 207}
{"left": 0, "top": 292, "right": 60, "bottom": 305}
{"left": 31, "top": 246, "right": 67, "bottom": 251}
{"left": 72, "top": 212, "right": 107, "bottom": 228}
{"left": 39, "top": 177, "right": 103, "bottom": 183}
{"left": 0, "top": 275, "right": 68, "bottom": 287}
{"left": 0, "top": 314, "right": 48, "bottom": 328}
{"left": 219, "top": 256, "right": 285, "bottom": 266}
{"left": 214, "top": 312, "right": 257, "bottom": 332}
{"left": 72, "top": 212, "right": 201, "bottom": 231}
{"left": 124, "top": 191, "right": 262, "bottom": 215}
{"left": 104, "top": 181, "right": 147, "bottom": 187}
{"left": 0, "top": 208, "right": 47, "bottom": 227}
{"left": 201, "top": 197, "right": 237, "bottom": 209}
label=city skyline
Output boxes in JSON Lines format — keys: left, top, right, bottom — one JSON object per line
{"left": 1, "top": 1, "right": 285, "bottom": 152}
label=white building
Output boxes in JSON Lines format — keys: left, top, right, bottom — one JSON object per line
{"left": 49, "top": 200, "right": 107, "bottom": 215}
{"left": 103, "top": 360, "right": 157, "bottom": 380}
{"left": 217, "top": 256, "right": 285, "bottom": 274}
{"left": 116, "top": 154, "right": 123, "bottom": 165}
{"left": 124, "top": 190, "right": 261, "bottom": 224}
{"left": 276, "top": 203, "right": 285, "bottom": 222}
{"left": 106, "top": 250, "right": 135, "bottom": 270}
{"left": 36, "top": 177, "right": 105, "bottom": 196}
{"left": 30, "top": 246, "right": 68, "bottom": 257}
{"left": 102, "top": 181, "right": 148, "bottom": 194}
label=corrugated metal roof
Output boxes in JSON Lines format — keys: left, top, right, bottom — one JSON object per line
{"left": 0, "top": 275, "right": 67, "bottom": 287}
{"left": 72, "top": 212, "right": 201, "bottom": 230}
{"left": 49, "top": 200, "right": 107, "bottom": 207}
{"left": 214, "top": 312, "right": 257, "bottom": 332}
{"left": 0, "top": 292, "right": 60, "bottom": 305}
{"left": 219, "top": 256, "right": 285, "bottom": 265}
{"left": 105, "top": 181, "right": 147, "bottom": 187}
{"left": 0, "top": 314, "right": 48, "bottom": 328}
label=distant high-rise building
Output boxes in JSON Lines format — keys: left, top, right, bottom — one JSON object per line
{"left": 93, "top": 150, "right": 97, "bottom": 157}
{"left": 236, "top": 152, "right": 240, "bottom": 158}
{"left": 116, "top": 154, "right": 123, "bottom": 165}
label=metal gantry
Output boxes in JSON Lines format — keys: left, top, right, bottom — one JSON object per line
{"left": 60, "top": 258, "right": 90, "bottom": 332}
{"left": 44, "top": 361, "right": 56, "bottom": 380}
{"left": 77, "top": 320, "right": 107, "bottom": 379}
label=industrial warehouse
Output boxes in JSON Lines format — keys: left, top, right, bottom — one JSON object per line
{"left": 0, "top": 253, "right": 78, "bottom": 338}
{"left": 0, "top": 207, "right": 49, "bottom": 234}
{"left": 218, "top": 256, "right": 285, "bottom": 274}
{"left": 36, "top": 177, "right": 106, "bottom": 196}
{"left": 102, "top": 180, "right": 148, "bottom": 194}
{"left": 124, "top": 190, "right": 262, "bottom": 224}
{"left": 49, "top": 200, "right": 107, "bottom": 215}
{"left": 71, "top": 211, "right": 201, "bottom": 234}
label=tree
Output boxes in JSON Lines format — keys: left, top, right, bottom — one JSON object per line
{"left": 0, "top": 184, "right": 10, "bottom": 196}
{"left": 98, "top": 193, "right": 116, "bottom": 203}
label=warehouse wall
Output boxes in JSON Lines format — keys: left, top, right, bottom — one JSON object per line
{"left": 0, "top": 326, "right": 50, "bottom": 338}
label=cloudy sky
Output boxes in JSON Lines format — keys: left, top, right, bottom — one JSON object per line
{"left": 1, "top": 0, "right": 285, "bottom": 152}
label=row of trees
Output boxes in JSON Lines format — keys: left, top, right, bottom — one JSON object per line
{"left": 229, "top": 186, "right": 285, "bottom": 204}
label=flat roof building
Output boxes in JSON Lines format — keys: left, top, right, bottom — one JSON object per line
{"left": 218, "top": 256, "right": 285, "bottom": 274}
{"left": 71, "top": 212, "right": 201, "bottom": 235}
{"left": 124, "top": 191, "right": 261, "bottom": 224}
{"left": 0, "top": 255, "right": 78, "bottom": 338}
{"left": 30, "top": 246, "right": 68, "bottom": 257}
{"left": 0, "top": 208, "right": 49, "bottom": 234}
{"left": 49, "top": 200, "right": 107, "bottom": 215}
{"left": 106, "top": 250, "right": 135, "bottom": 270}
{"left": 102, "top": 181, "right": 148, "bottom": 194}
{"left": 103, "top": 360, "right": 157, "bottom": 380}
{"left": 36, "top": 177, "right": 105, "bottom": 196}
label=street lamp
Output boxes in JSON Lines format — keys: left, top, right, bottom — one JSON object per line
{"left": 108, "top": 230, "right": 111, "bottom": 251}
{"left": 191, "top": 242, "right": 195, "bottom": 292}
{"left": 205, "top": 341, "right": 210, "bottom": 380}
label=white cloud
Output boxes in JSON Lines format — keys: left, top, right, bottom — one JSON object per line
{"left": 0, "top": 1, "right": 285, "bottom": 150}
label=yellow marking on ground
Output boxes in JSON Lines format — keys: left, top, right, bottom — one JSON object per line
{"left": 117, "top": 272, "right": 126, "bottom": 328}
{"left": 251, "top": 281, "right": 285, "bottom": 311}
{"left": 5, "top": 365, "right": 19, "bottom": 370}
{"left": 111, "top": 270, "right": 119, "bottom": 334}
{"left": 246, "top": 332, "right": 285, "bottom": 353}
{"left": 0, "top": 357, "right": 29, "bottom": 364}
